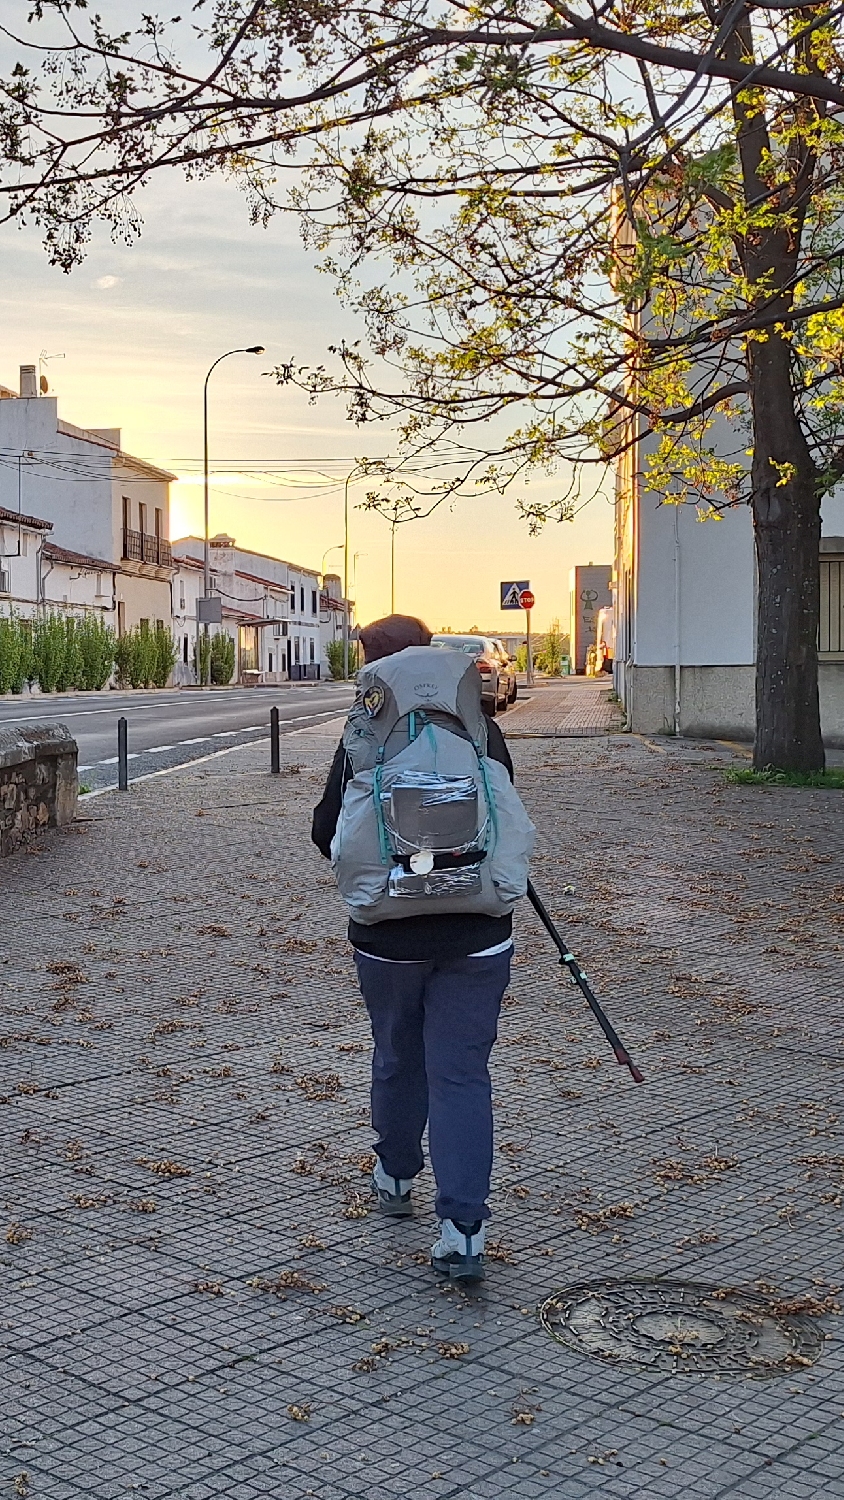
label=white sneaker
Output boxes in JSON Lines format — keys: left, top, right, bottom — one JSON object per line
{"left": 431, "top": 1218, "right": 486, "bottom": 1280}
{"left": 372, "top": 1158, "right": 414, "bottom": 1217}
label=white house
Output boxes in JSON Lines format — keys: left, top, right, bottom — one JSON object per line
{"left": 613, "top": 412, "right": 844, "bottom": 742}
{"left": 0, "top": 504, "right": 118, "bottom": 624}
{"left": 172, "top": 534, "right": 339, "bottom": 684}
{"left": 0, "top": 365, "right": 176, "bottom": 635}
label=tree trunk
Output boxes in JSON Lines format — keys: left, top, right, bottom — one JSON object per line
{"left": 749, "top": 332, "right": 824, "bottom": 772}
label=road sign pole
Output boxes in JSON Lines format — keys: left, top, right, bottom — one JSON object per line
{"left": 526, "top": 609, "right": 534, "bottom": 686}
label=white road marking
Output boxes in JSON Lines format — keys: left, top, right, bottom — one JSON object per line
{"left": 1, "top": 689, "right": 351, "bottom": 725}
{"left": 81, "top": 707, "right": 344, "bottom": 776}
{"left": 80, "top": 713, "right": 344, "bottom": 796}
{"left": 6, "top": 703, "right": 164, "bottom": 722}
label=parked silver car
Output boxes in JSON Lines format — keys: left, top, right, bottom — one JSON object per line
{"left": 491, "top": 640, "right": 518, "bottom": 704}
{"left": 429, "top": 634, "right": 516, "bottom": 714}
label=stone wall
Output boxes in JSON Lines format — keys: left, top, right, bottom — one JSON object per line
{"left": 0, "top": 723, "right": 78, "bottom": 856}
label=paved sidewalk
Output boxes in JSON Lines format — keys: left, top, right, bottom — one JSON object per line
{"left": 1, "top": 724, "right": 843, "bottom": 1498}
{"left": 504, "top": 677, "right": 622, "bottom": 737}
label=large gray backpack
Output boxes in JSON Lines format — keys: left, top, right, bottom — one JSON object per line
{"left": 331, "top": 646, "right": 535, "bottom": 925}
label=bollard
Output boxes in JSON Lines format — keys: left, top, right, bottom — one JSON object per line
{"left": 270, "top": 705, "right": 280, "bottom": 775}
{"left": 117, "top": 717, "right": 129, "bottom": 792}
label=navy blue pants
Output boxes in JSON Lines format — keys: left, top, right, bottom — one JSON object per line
{"left": 354, "top": 949, "right": 511, "bottom": 1223}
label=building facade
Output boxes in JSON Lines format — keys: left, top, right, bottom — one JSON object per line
{"left": 172, "top": 534, "right": 337, "bottom": 684}
{"left": 613, "top": 410, "right": 844, "bottom": 742}
{"left": 569, "top": 564, "right": 612, "bottom": 673}
{"left": 0, "top": 366, "right": 175, "bottom": 636}
{"left": 0, "top": 505, "right": 118, "bottom": 625}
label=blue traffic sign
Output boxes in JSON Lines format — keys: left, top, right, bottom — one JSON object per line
{"left": 501, "top": 580, "right": 530, "bottom": 610}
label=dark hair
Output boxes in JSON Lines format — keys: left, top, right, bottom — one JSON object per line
{"left": 359, "top": 614, "right": 432, "bottom": 663}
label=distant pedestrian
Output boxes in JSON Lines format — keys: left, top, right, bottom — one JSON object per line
{"left": 312, "top": 613, "right": 534, "bottom": 1279}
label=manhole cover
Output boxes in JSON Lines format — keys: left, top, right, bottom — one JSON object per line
{"left": 539, "top": 1279, "right": 826, "bottom": 1375}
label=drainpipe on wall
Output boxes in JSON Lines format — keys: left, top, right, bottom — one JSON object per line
{"left": 38, "top": 541, "right": 55, "bottom": 605}
{"left": 673, "top": 506, "right": 682, "bottom": 737}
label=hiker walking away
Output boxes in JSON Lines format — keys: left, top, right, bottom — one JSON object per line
{"left": 312, "top": 614, "right": 535, "bottom": 1280}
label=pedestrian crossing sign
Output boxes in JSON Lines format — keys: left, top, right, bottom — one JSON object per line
{"left": 500, "top": 580, "right": 530, "bottom": 610}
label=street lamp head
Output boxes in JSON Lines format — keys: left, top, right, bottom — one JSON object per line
{"left": 246, "top": 346, "right": 265, "bottom": 355}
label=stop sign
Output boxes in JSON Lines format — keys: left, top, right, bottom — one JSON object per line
{"left": 519, "top": 589, "right": 535, "bottom": 610}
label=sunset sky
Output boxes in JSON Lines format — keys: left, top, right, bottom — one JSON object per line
{"left": 0, "top": 171, "right": 613, "bottom": 633}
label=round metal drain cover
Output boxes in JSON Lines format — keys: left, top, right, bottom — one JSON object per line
{"left": 539, "top": 1279, "right": 825, "bottom": 1375}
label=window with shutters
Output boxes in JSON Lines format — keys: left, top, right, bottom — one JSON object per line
{"left": 820, "top": 558, "right": 844, "bottom": 658}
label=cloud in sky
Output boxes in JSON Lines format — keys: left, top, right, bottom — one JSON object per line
{"left": 0, "top": 171, "right": 612, "bottom": 630}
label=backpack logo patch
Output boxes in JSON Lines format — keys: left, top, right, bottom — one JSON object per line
{"left": 413, "top": 681, "right": 439, "bottom": 700}
{"left": 363, "top": 684, "right": 385, "bottom": 717}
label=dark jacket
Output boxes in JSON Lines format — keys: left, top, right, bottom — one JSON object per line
{"left": 312, "top": 717, "right": 515, "bottom": 961}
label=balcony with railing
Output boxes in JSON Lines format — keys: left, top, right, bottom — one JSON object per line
{"left": 123, "top": 529, "right": 173, "bottom": 568}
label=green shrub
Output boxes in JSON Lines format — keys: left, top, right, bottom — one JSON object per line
{"left": 130, "top": 624, "right": 158, "bottom": 688}
{"left": 325, "top": 639, "right": 359, "bottom": 678}
{"left": 56, "top": 616, "right": 83, "bottom": 692}
{"left": 77, "top": 616, "right": 115, "bottom": 690}
{"left": 0, "top": 613, "right": 115, "bottom": 695}
{"left": 0, "top": 616, "right": 34, "bottom": 694}
{"left": 514, "top": 644, "right": 528, "bottom": 672}
{"left": 113, "top": 624, "right": 166, "bottom": 689}
{"left": 534, "top": 619, "right": 568, "bottom": 676}
{"left": 325, "top": 639, "right": 345, "bottom": 679}
{"left": 32, "top": 614, "right": 69, "bottom": 694}
{"left": 210, "top": 631, "right": 235, "bottom": 685}
{"left": 152, "top": 623, "right": 177, "bottom": 688}
{"left": 114, "top": 631, "right": 135, "bottom": 688}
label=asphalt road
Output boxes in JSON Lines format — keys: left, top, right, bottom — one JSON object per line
{"left": 0, "top": 683, "right": 355, "bottom": 791}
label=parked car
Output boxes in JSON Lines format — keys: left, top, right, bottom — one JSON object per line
{"left": 491, "top": 640, "right": 518, "bottom": 704}
{"left": 429, "top": 634, "right": 512, "bottom": 714}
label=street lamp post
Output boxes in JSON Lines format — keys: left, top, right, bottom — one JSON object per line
{"left": 321, "top": 543, "right": 343, "bottom": 579}
{"left": 342, "top": 470, "right": 354, "bottom": 680}
{"left": 202, "top": 345, "right": 264, "bottom": 683}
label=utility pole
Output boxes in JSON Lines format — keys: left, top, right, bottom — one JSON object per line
{"left": 342, "top": 467, "right": 363, "bottom": 679}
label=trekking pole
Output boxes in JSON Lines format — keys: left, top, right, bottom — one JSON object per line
{"left": 526, "top": 880, "right": 644, "bottom": 1084}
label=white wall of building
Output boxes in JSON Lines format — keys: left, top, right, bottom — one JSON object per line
{"left": 0, "top": 517, "right": 44, "bottom": 611}
{"left": 0, "top": 383, "right": 176, "bottom": 643}
{"left": 569, "top": 564, "right": 612, "bottom": 672}
{"left": 614, "top": 415, "right": 844, "bottom": 740}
